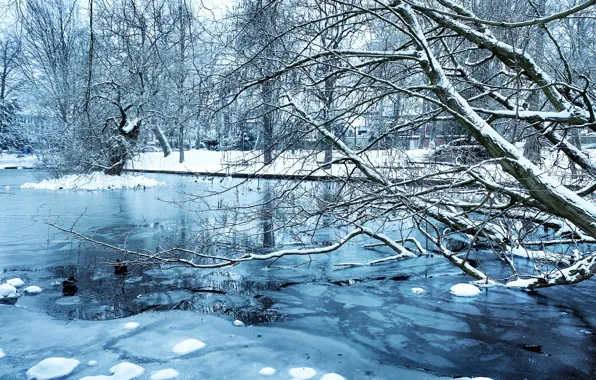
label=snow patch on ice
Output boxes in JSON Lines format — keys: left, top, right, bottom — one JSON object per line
{"left": 21, "top": 173, "right": 165, "bottom": 191}
{"left": 0, "top": 348, "right": 5, "bottom": 358}
{"left": 149, "top": 368, "right": 179, "bottom": 379}
{"left": 26, "top": 357, "right": 80, "bottom": 380}
{"left": 80, "top": 362, "right": 144, "bottom": 380}
{"left": 87, "top": 360, "right": 98, "bottom": 366}
{"left": 258, "top": 367, "right": 276, "bottom": 376}
{"left": 506, "top": 278, "right": 536, "bottom": 288}
{"left": 449, "top": 283, "right": 481, "bottom": 297}
{"left": 6, "top": 278, "right": 24, "bottom": 287}
{"left": 0, "top": 283, "right": 17, "bottom": 298}
{"left": 288, "top": 367, "right": 317, "bottom": 379}
{"left": 23, "top": 286, "right": 43, "bottom": 295}
{"left": 411, "top": 287, "right": 425, "bottom": 294}
{"left": 124, "top": 322, "right": 139, "bottom": 330}
{"left": 171, "top": 339, "right": 206, "bottom": 355}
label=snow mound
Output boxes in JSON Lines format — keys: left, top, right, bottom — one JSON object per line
{"left": 0, "top": 283, "right": 17, "bottom": 298}
{"left": 21, "top": 173, "right": 165, "bottom": 191}
{"left": 124, "top": 322, "right": 139, "bottom": 330}
{"left": 258, "top": 367, "right": 276, "bottom": 376}
{"left": 23, "top": 286, "right": 43, "bottom": 295}
{"left": 289, "top": 367, "right": 317, "bottom": 379}
{"left": 450, "top": 283, "right": 481, "bottom": 297}
{"left": 26, "top": 357, "right": 80, "bottom": 380}
{"left": 506, "top": 278, "right": 536, "bottom": 288}
{"left": 0, "top": 348, "right": 5, "bottom": 358}
{"left": 80, "top": 361, "right": 144, "bottom": 380}
{"left": 172, "top": 339, "right": 206, "bottom": 355}
{"left": 411, "top": 287, "right": 425, "bottom": 294}
{"left": 149, "top": 368, "right": 179, "bottom": 379}
{"left": 6, "top": 278, "right": 24, "bottom": 287}
{"left": 321, "top": 374, "right": 346, "bottom": 380}
{"left": 87, "top": 360, "right": 98, "bottom": 366}
{"left": 233, "top": 320, "right": 245, "bottom": 326}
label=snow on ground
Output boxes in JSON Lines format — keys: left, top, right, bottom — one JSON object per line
{"left": 289, "top": 367, "right": 317, "bottom": 379}
{"left": 449, "top": 284, "right": 482, "bottom": 297}
{"left": 26, "top": 357, "right": 80, "bottom": 380}
{"left": 0, "top": 348, "right": 5, "bottom": 359}
{"left": 6, "top": 277, "right": 24, "bottom": 287}
{"left": 171, "top": 339, "right": 206, "bottom": 355}
{"left": 233, "top": 319, "right": 245, "bottom": 326}
{"left": 0, "top": 284, "right": 17, "bottom": 298}
{"left": 123, "top": 322, "right": 139, "bottom": 330}
{"left": 0, "top": 153, "right": 37, "bottom": 169}
{"left": 80, "top": 361, "right": 144, "bottom": 380}
{"left": 87, "top": 360, "right": 98, "bottom": 367}
{"left": 411, "top": 287, "right": 425, "bottom": 294}
{"left": 23, "top": 286, "right": 43, "bottom": 295}
{"left": 258, "top": 367, "right": 276, "bottom": 376}
{"left": 21, "top": 172, "right": 165, "bottom": 191}
{"left": 149, "top": 368, "right": 180, "bottom": 379}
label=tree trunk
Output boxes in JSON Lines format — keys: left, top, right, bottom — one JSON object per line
{"left": 262, "top": 80, "right": 274, "bottom": 165}
{"left": 152, "top": 125, "right": 172, "bottom": 157}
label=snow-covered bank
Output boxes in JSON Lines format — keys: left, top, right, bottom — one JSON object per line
{"left": 0, "top": 153, "right": 37, "bottom": 169}
{"left": 0, "top": 306, "right": 437, "bottom": 380}
{"left": 128, "top": 149, "right": 429, "bottom": 178}
{"left": 21, "top": 172, "right": 165, "bottom": 191}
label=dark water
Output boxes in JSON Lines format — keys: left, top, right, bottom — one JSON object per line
{"left": 1, "top": 171, "right": 595, "bottom": 379}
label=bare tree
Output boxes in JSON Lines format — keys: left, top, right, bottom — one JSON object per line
{"left": 51, "top": 0, "right": 596, "bottom": 290}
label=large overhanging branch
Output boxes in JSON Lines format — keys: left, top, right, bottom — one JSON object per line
{"left": 407, "top": 0, "right": 594, "bottom": 123}
{"left": 394, "top": 3, "right": 596, "bottom": 241}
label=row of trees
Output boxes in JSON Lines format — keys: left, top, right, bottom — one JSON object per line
{"left": 9, "top": 0, "right": 596, "bottom": 289}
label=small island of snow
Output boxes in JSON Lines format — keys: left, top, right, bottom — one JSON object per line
{"left": 124, "top": 322, "right": 140, "bottom": 330}
{"left": 258, "top": 367, "right": 276, "bottom": 376}
{"left": 0, "top": 283, "right": 17, "bottom": 298}
{"left": 21, "top": 172, "right": 165, "bottom": 191}
{"left": 6, "top": 278, "right": 24, "bottom": 287}
{"left": 80, "top": 361, "right": 144, "bottom": 380}
{"left": 288, "top": 367, "right": 317, "bottom": 379}
{"left": 171, "top": 339, "right": 206, "bottom": 355}
{"left": 149, "top": 368, "right": 180, "bottom": 379}
{"left": 450, "top": 283, "right": 481, "bottom": 297}
{"left": 23, "top": 286, "right": 43, "bottom": 295}
{"left": 26, "top": 357, "right": 80, "bottom": 380}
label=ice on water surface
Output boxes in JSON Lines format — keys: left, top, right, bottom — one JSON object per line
{"left": 149, "top": 368, "right": 180, "bottom": 379}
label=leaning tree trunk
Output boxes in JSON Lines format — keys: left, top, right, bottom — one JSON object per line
{"left": 397, "top": 4, "right": 596, "bottom": 239}
{"left": 152, "top": 125, "right": 172, "bottom": 157}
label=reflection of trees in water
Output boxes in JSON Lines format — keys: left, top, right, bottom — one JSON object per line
{"left": 46, "top": 264, "right": 286, "bottom": 322}
{"left": 262, "top": 182, "right": 275, "bottom": 248}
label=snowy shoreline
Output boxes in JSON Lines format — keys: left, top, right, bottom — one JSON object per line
{"left": 21, "top": 172, "right": 165, "bottom": 191}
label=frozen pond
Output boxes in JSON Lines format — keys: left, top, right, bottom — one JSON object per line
{"left": 0, "top": 170, "right": 595, "bottom": 379}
